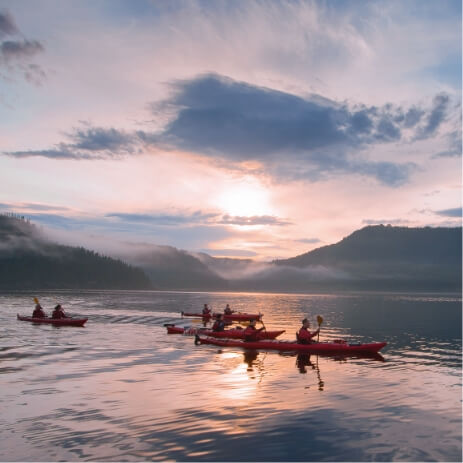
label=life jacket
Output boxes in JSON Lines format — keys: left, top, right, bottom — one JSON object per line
{"left": 212, "top": 320, "right": 225, "bottom": 332}
{"left": 52, "top": 308, "right": 65, "bottom": 319}
{"left": 33, "top": 306, "right": 45, "bottom": 318}
{"left": 297, "top": 327, "right": 313, "bottom": 344}
{"left": 244, "top": 325, "right": 263, "bottom": 341}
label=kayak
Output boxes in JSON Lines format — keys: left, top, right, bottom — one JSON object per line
{"left": 195, "top": 336, "right": 387, "bottom": 354}
{"left": 181, "top": 311, "right": 262, "bottom": 322}
{"left": 17, "top": 314, "right": 88, "bottom": 327}
{"left": 166, "top": 324, "right": 284, "bottom": 339}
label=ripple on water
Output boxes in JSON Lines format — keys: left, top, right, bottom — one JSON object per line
{"left": 0, "top": 290, "right": 460, "bottom": 462}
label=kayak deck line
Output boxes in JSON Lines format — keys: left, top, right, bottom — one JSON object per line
{"left": 195, "top": 335, "right": 387, "bottom": 354}
{"left": 17, "top": 314, "right": 88, "bottom": 327}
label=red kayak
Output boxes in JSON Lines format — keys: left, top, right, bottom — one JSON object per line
{"left": 196, "top": 336, "right": 387, "bottom": 354}
{"left": 181, "top": 311, "right": 262, "bottom": 322}
{"left": 166, "top": 324, "right": 284, "bottom": 340}
{"left": 17, "top": 314, "right": 88, "bottom": 327}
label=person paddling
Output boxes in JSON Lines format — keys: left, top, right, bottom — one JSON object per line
{"left": 212, "top": 313, "right": 226, "bottom": 332}
{"left": 224, "top": 304, "right": 233, "bottom": 315}
{"left": 243, "top": 319, "right": 265, "bottom": 342}
{"left": 51, "top": 304, "right": 67, "bottom": 319}
{"left": 297, "top": 318, "right": 320, "bottom": 344}
{"left": 202, "top": 304, "right": 211, "bottom": 316}
{"left": 32, "top": 298, "right": 46, "bottom": 318}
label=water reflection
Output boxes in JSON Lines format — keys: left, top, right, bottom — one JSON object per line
{"left": 243, "top": 350, "right": 259, "bottom": 371}
{"left": 0, "top": 290, "right": 460, "bottom": 462}
{"left": 296, "top": 353, "right": 324, "bottom": 391}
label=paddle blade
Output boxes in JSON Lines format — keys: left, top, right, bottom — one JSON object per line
{"left": 317, "top": 315, "right": 323, "bottom": 326}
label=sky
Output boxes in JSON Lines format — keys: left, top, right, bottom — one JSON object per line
{"left": 0, "top": 0, "right": 461, "bottom": 260}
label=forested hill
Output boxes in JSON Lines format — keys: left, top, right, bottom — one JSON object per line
{"left": 0, "top": 215, "right": 152, "bottom": 290}
{"left": 273, "top": 225, "right": 462, "bottom": 291}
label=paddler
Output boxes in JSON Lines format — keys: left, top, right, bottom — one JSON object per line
{"left": 212, "top": 313, "right": 225, "bottom": 332}
{"left": 202, "top": 304, "right": 211, "bottom": 316}
{"left": 243, "top": 319, "right": 265, "bottom": 341}
{"left": 297, "top": 318, "right": 320, "bottom": 344}
{"left": 51, "top": 304, "right": 67, "bottom": 319}
{"left": 224, "top": 304, "right": 233, "bottom": 315}
{"left": 32, "top": 298, "right": 46, "bottom": 318}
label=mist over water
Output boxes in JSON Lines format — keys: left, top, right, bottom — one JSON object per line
{"left": 0, "top": 290, "right": 461, "bottom": 461}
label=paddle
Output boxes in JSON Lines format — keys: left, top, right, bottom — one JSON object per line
{"left": 316, "top": 315, "right": 323, "bottom": 342}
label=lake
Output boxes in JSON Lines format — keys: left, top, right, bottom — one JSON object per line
{"left": 0, "top": 290, "right": 461, "bottom": 461}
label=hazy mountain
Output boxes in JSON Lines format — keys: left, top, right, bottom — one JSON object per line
{"left": 0, "top": 215, "right": 152, "bottom": 290}
{"left": 272, "top": 225, "right": 462, "bottom": 291}
{"left": 1, "top": 215, "right": 461, "bottom": 292}
{"left": 128, "top": 245, "right": 228, "bottom": 290}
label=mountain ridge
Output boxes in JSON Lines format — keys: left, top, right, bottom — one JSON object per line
{"left": 0, "top": 214, "right": 461, "bottom": 292}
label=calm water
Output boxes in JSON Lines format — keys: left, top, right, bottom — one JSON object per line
{"left": 0, "top": 290, "right": 461, "bottom": 462}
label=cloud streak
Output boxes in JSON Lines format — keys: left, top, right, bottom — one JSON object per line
{"left": 5, "top": 126, "right": 138, "bottom": 160}
{"left": 0, "top": 9, "right": 45, "bottom": 84}
{"left": 107, "top": 211, "right": 291, "bottom": 227}
{"left": 434, "top": 207, "right": 462, "bottom": 218}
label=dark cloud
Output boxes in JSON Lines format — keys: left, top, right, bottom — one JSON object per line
{"left": 0, "top": 10, "right": 18, "bottom": 38}
{"left": 149, "top": 74, "right": 453, "bottom": 186}
{"left": 403, "top": 107, "right": 425, "bottom": 128}
{"left": 434, "top": 207, "right": 462, "bottom": 218}
{"left": 0, "top": 39, "right": 43, "bottom": 60}
{"left": 415, "top": 94, "right": 450, "bottom": 139}
{"left": 4, "top": 73, "right": 455, "bottom": 188}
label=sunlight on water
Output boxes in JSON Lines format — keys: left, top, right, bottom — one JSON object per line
{"left": 0, "top": 290, "right": 461, "bottom": 461}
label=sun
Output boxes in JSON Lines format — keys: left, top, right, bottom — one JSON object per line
{"left": 216, "top": 180, "right": 274, "bottom": 217}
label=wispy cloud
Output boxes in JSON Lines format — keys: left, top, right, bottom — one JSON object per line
{"left": 5, "top": 125, "right": 138, "bottom": 159}
{"left": 434, "top": 207, "right": 462, "bottom": 218}
{"left": 106, "top": 211, "right": 219, "bottom": 226}
{"left": 218, "top": 214, "right": 291, "bottom": 226}
{"left": 107, "top": 211, "right": 291, "bottom": 227}
{"left": 362, "top": 218, "right": 411, "bottom": 225}
{"left": 0, "top": 202, "right": 72, "bottom": 212}
{"left": 295, "top": 238, "right": 322, "bottom": 244}
{"left": 0, "top": 9, "right": 45, "bottom": 84}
